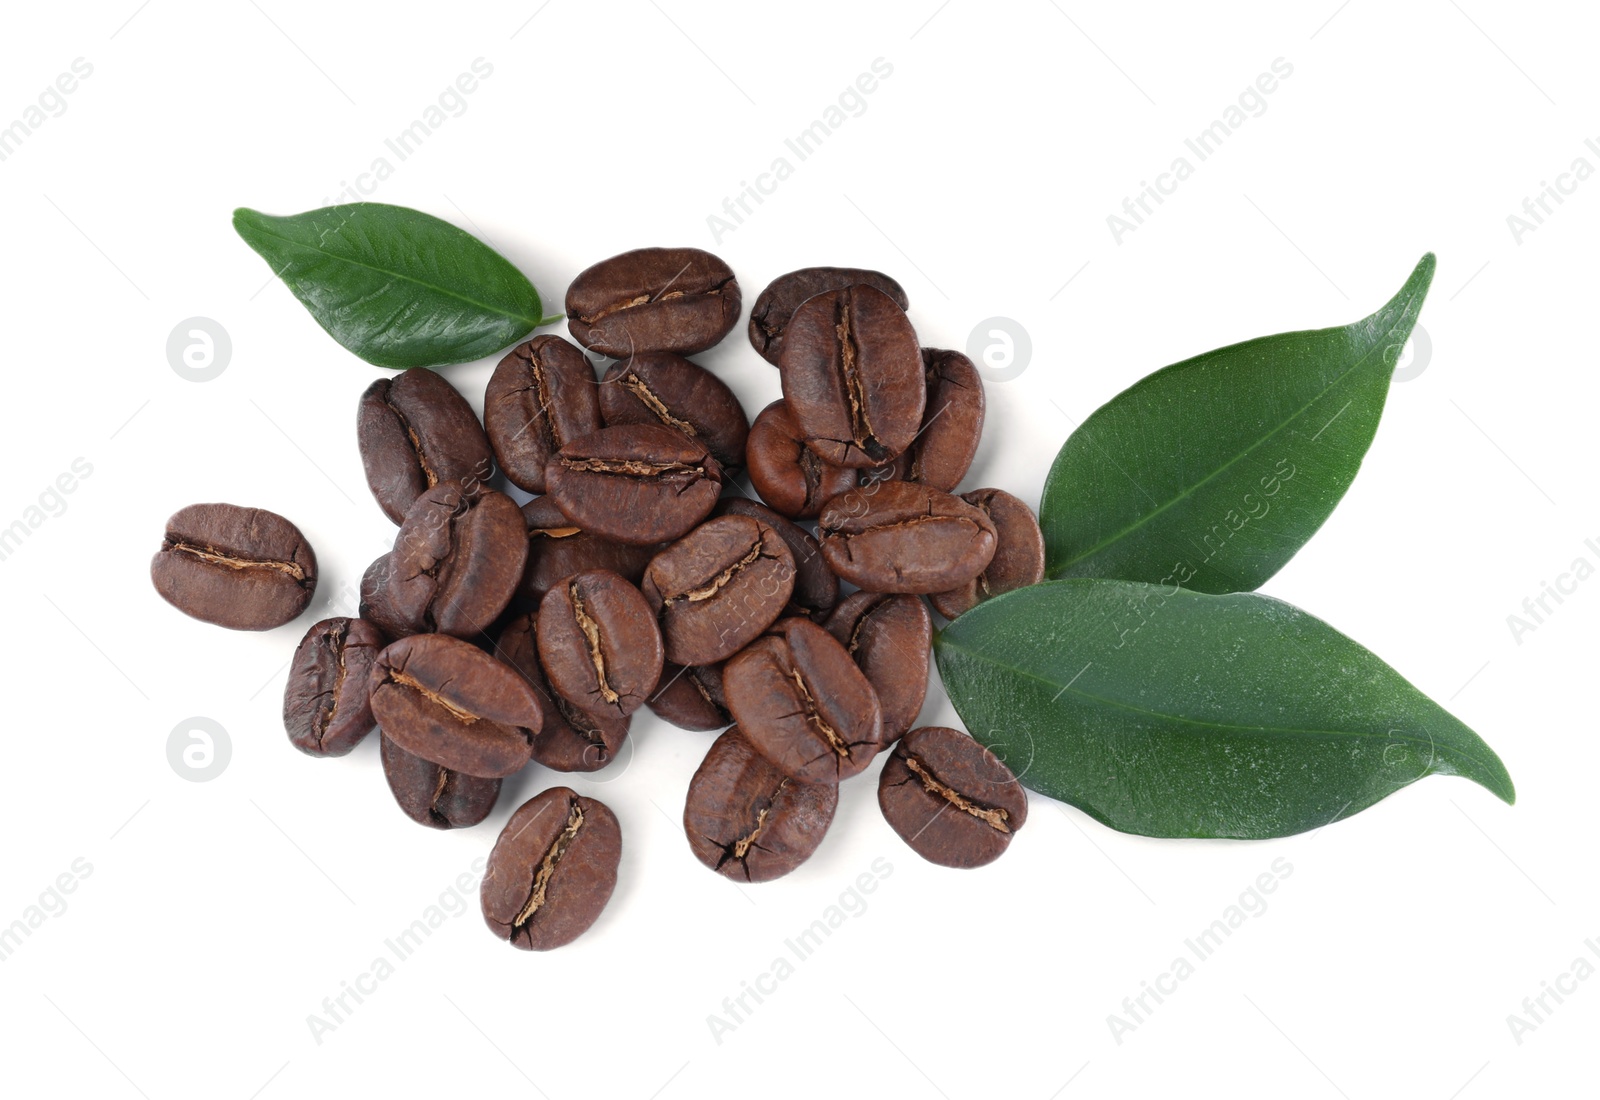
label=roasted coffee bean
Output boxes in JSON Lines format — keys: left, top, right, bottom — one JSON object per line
{"left": 929, "top": 489, "right": 1045, "bottom": 619}
{"left": 283, "top": 617, "right": 385, "bottom": 757}
{"left": 745, "top": 400, "right": 856, "bottom": 520}
{"left": 824, "top": 592, "right": 931, "bottom": 743}
{"left": 566, "top": 247, "right": 740, "bottom": 357}
{"left": 386, "top": 482, "right": 526, "bottom": 638}
{"left": 516, "top": 496, "right": 657, "bottom": 608}
{"left": 647, "top": 661, "right": 731, "bottom": 732}
{"left": 484, "top": 335, "right": 603, "bottom": 493}
{"left": 380, "top": 734, "right": 501, "bottom": 829}
{"left": 779, "top": 285, "right": 925, "bottom": 467}
{"left": 482, "top": 787, "right": 622, "bottom": 951}
{"left": 358, "top": 552, "right": 410, "bottom": 641}
{"left": 537, "top": 570, "right": 664, "bottom": 721}
{"left": 598, "top": 352, "right": 749, "bottom": 473}
{"left": 496, "top": 611, "right": 630, "bottom": 772}
{"left": 715, "top": 497, "right": 839, "bottom": 622}
{"left": 723, "top": 618, "right": 882, "bottom": 784}
{"left": 866, "top": 348, "right": 985, "bottom": 492}
{"left": 878, "top": 726, "right": 1028, "bottom": 868}
{"left": 818, "top": 481, "right": 997, "bottom": 594}
{"left": 641, "top": 515, "right": 796, "bottom": 667}
{"left": 369, "top": 633, "right": 539, "bottom": 778}
{"left": 748, "top": 267, "right": 908, "bottom": 366}
{"left": 544, "top": 424, "right": 721, "bottom": 546}
{"left": 151, "top": 502, "right": 317, "bottom": 630}
{"left": 358, "top": 368, "right": 494, "bottom": 524}
{"left": 683, "top": 726, "right": 837, "bottom": 882}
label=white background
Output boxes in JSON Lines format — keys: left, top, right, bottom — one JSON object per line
{"left": 1, "top": 2, "right": 1593, "bottom": 1097}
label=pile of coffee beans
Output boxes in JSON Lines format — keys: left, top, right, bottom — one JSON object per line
{"left": 150, "top": 247, "right": 1047, "bottom": 950}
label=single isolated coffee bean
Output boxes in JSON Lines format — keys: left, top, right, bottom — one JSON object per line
{"left": 516, "top": 496, "right": 657, "bottom": 608}
{"left": 482, "top": 787, "right": 622, "bottom": 951}
{"left": 818, "top": 481, "right": 997, "bottom": 594}
{"left": 380, "top": 734, "right": 501, "bottom": 830}
{"left": 715, "top": 497, "right": 839, "bottom": 622}
{"left": 359, "top": 552, "right": 410, "bottom": 641}
{"left": 869, "top": 348, "right": 985, "bottom": 492}
{"left": 537, "top": 570, "right": 664, "bottom": 721}
{"left": 745, "top": 400, "right": 856, "bottom": 520}
{"left": 647, "top": 661, "right": 731, "bottom": 732}
{"left": 723, "top": 618, "right": 882, "bottom": 784}
{"left": 283, "top": 617, "right": 385, "bottom": 757}
{"left": 929, "top": 489, "right": 1046, "bottom": 619}
{"left": 369, "top": 633, "right": 540, "bottom": 778}
{"left": 878, "top": 726, "right": 1028, "bottom": 869}
{"left": 386, "top": 482, "right": 527, "bottom": 639}
{"left": 496, "top": 611, "right": 630, "bottom": 773}
{"left": 544, "top": 424, "right": 722, "bottom": 546}
{"left": 779, "top": 285, "right": 925, "bottom": 467}
{"left": 683, "top": 726, "right": 838, "bottom": 882}
{"left": 566, "top": 247, "right": 740, "bottom": 357}
{"left": 641, "top": 515, "right": 796, "bottom": 667}
{"left": 598, "top": 352, "right": 750, "bottom": 474}
{"left": 824, "top": 592, "right": 931, "bottom": 743}
{"left": 748, "top": 266, "right": 908, "bottom": 366}
{"left": 151, "top": 502, "right": 317, "bottom": 630}
{"left": 484, "top": 335, "right": 603, "bottom": 493}
{"left": 358, "top": 368, "right": 493, "bottom": 524}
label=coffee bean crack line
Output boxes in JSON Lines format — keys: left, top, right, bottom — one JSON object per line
{"left": 689, "top": 673, "right": 725, "bottom": 717}
{"left": 559, "top": 457, "right": 708, "bottom": 487}
{"left": 570, "top": 583, "right": 621, "bottom": 706}
{"left": 833, "top": 293, "right": 886, "bottom": 461}
{"left": 166, "top": 540, "right": 309, "bottom": 583}
{"left": 513, "top": 799, "right": 586, "bottom": 929}
{"left": 845, "top": 596, "right": 893, "bottom": 655}
{"left": 314, "top": 621, "right": 351, "bottom": 747}
{"left": 427, "top": 765, "right": 453, "bottom": 825}
{"left": 664, "top": 538, "right": 767, "bottom": 605}
{"left": 721, "top": 785, "right": 788, "bottom": 869}
{"left": 620, "top": 372, "right": 699, "bottom": 437}
{"left": 509, "top": 361, "right": 561, "bottom": 447}
{"left": 798, "top": 449, "right": 829, "bottom": 512}
{"left": 386, "top": 669, "right": 480, "bottom": 725}
{"left": 902, "top": 754, "right": 1011, "bottom": 833}
{"left": 824, "top": 517, "right": 986, "bottom": 562}
{"left": 790, "top": 668, "right": 850, "bottom": 758}
{"left": 382, "top": 392, "right": 440, "bottom": 490}
{"left": 574, "top": 275, "right": 735, "bottom": 325}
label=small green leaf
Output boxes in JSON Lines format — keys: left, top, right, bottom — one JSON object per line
{"left": 1041, "top": 254, "right": 1435, "bottom": 592}
{"left": 234, "top": 203, "right": 559, "bottom": 369}
{"left": 934, "top": 579, "right": 1513, "bottom": 839}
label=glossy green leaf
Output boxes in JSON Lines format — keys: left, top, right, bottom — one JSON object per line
{"left": 1041, "top": 254, "right": 1435, "bottom": 593}
{"left": 934, "top": 579, "right": 1513, "bottom": 839}
{"left": 234, "top": 203, "right": 559, "bottom": 369}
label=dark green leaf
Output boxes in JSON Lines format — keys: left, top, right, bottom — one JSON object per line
{"left": 934, "top": 579, "right": 1513, "bottom": 839}
{"left": 234, "top": 203, "right": 558, "bottom": 369}
{"left": 1041, "top": 254, "right": 1435, "bottom": 592}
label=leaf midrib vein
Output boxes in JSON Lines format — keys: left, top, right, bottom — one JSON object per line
{"left": 938, "top": 635, "right": 1474, "bottom": 763}
{"left": 1053, "top": 297, "right": 1420, "bottom": 572}
{"left": 246, "top": 223, "right": 540, "bottom": 327}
